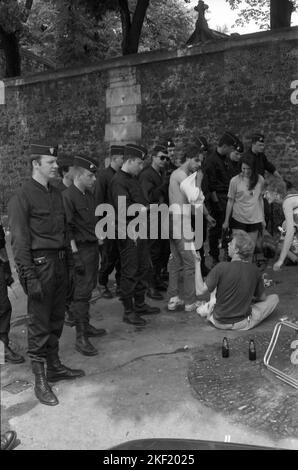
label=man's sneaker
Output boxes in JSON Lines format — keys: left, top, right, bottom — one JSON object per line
{"left": 185, "top": 301, "right": 205, "bottom": 312}
{"left": 167, "top": 296, "right": 185, "bottom": 311}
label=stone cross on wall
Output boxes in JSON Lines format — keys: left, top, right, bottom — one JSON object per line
{"left": 186, "top": 0, "right": 218, "bottom": 45}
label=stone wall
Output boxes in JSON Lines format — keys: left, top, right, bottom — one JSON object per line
{"left": 0, "top": 27, "right": 298, "bottom": 211}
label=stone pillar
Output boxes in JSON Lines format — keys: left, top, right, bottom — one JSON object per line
{"left": 105, "top": 66, "right": 142, "bottom": 165}
{"left": 0, "top": 81, "right": 5, "bottom": 105}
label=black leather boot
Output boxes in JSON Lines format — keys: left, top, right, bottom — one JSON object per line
{"left": 4, "top": 345, "right": 25, "bottom": 364}
{"left": 101, "top": 285, "right": 114, "bottom": 299}
{"left": 75, "top": 323, "right": 98, "bottom": 356}
{"left": 86, "top": 323, "right": 107, "bottom": 337}
{"left": 65, "top": 309, "right": 75, "bottom": 327}
{"left": 47, "top": 354, "right": 85, "bottom": 382}
{"left": 135, "top": 303, "right": 161, "bottom": 315}
{"left": 122, "top": 298, "right": 147, "bottom": 326}
{"left": 147, "top": 287, "right": 164, "bottom": 300}
{"left": 155, "top": 274, "right": 168, "bottom": 291}
{"left": 32, "top": 361, "right": 59, "bottom": 406}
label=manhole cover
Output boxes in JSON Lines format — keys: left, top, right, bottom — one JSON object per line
{"left": 3, "top": 380, "right": 32, "bottom": 394}
{"left": 188, "top": 331, "right": 298, "bottom": 438}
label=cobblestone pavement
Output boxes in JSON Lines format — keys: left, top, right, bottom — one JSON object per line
{"left": 189, "top": 330, "right": 298, "bottom": 441}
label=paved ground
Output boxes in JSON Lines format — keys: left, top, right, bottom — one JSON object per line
{"left": 1, "top": 246, "right": 298, "bottom": 450}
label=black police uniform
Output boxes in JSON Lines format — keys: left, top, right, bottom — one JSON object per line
{"left": 63, "top": 185, "right": 98, "bottom": 326}
{"left": 204, "top": 150, "right": 234, "bottom": 260}
{"left": 243, "top": 148, "right": 276, "bottom": 178}
{"left": 138, "top": 163, "right": 169, "bottom": 292}
{"left": 0, "top": 222, "right": 12, "bottom": 346}
{"left": 8, "top": 178, "right": 68, "bottom": 362}
{"left": 110, "top": 168, "right": 151, "bottom": 317}
{"left": 52, "top": 180, "right": 75, "bottom": 323}
{"left": 95, "top": 165, "right": 121, "bottom": 292}
{"left": 8, "top": 143, "right": 84, "bottom": 407}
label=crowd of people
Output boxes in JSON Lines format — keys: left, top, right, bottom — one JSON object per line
{"left": 1, "top": 130, "right": 297, "bottom": 413}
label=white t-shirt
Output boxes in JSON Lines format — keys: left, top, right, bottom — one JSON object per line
{"left": 228, "top": 174, "right": 264, "bottom": 224}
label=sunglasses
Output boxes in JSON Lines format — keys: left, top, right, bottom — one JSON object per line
{"left": 160, "top": 155, "right": 170, "bottom": 161}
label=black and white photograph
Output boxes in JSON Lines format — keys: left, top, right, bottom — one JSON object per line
{"left": 0, "top": 0, "right": 298, "bottom": 454}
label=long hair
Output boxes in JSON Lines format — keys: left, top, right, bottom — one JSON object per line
{"left": 240, "top": 154, "right": 258, "bottom": 191}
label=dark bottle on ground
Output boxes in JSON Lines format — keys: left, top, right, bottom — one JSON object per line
{"left": 249, "top": 339, "right": 256, "bottom": 361}
{"left": 222, "top": 337, "right": 229, "bottom": 358}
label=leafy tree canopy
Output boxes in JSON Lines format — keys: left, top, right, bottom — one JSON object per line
{"left": 225, "top": 0, "right": 297, "bottom": 29}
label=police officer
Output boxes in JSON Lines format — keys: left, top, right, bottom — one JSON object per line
{"left": 226, "top": 140, "right": 244, "bottom": 178}
{"left": 95, "top": 145, "right": 123, "bottom": 299}
{"left": 8, "top": 142, "right": 84, "bottom": 407}
{"left": 204, "top": 132, "right": 241, "bottom": 267}
{"left": 166, "top": 138, "right": 176, "bottom": 172}
{"left": 63, "top": 155, "right": 106, "bottom": 357}
{"left": 244, "top": 133, "right": 282, "bottom": 179}
{"left": 138, "top": 144, "right": 169, "bottom": 300}
{"left": 0, "top": 217, "right": 24, "bottom": 364}
{"left": 53, "top": 154, "right": 75, "bottom": 327}
{"left": 110, "top": 144, "right": 160, "bottom": 326}
{"left": 54, "top": 154, "right": 75, "bottom": 192}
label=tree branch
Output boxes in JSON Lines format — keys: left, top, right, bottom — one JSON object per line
{"left": 118, "top": 0, "right": 131, "bottom": 53}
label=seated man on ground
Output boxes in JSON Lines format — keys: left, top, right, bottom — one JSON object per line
{"left": 194, "top": 230, "right": 279, "bottom": 330}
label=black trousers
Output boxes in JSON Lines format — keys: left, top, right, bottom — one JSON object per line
{"left": 208, "top": 195, "right": 228, "bottom": 259}
{"left": 148, "top": 238, "right": 164, "bottom": 287}
{"left": 117, "top": 238, "right": 150, "bottom": 304}
{"left": 0, "top": 262, "right": 12, "bottom": 346}
{"left": 160, "top": 239, "right": 171, "bottom": 272}
{"left": 98, "top": 238, "right": 121, "bottom": 287}
{"left": 27, "top": 252, "right": 67, "bottom": 362}
{"left": 198, "top": 215, "right": 207, "bottom": 260}
{"left": 71, "top": 243, "right": 99, "bottom": 325}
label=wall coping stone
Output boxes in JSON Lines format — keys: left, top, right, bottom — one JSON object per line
{"left": 2, "top": 26, "right": 298, "bottom": 88}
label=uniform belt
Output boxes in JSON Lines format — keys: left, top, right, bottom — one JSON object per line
{"left": 32, "top": 249, "right": 66, "bottom": 259}
{"left": 76, "top": 241, "right": 98, "bottom": 247}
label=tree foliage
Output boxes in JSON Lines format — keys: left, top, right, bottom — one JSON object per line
{"left": 0, "top": 0, "right": 33, "bottom": 76}
{"left": 23, "top": 0, "right": 193, "bottom": 67}
{"left": 225, "top": 0, "right": 297, "bottom": 29}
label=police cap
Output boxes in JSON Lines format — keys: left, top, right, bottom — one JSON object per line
{"left": 29, "top": 141, "right": 58, "bottom": 157}
{"left": 124, "top": 144, "right": 147, "bottom": 160}
{"left": 110, "top": 145, "right": 125, "bottom": 156}
{"left": 251, "top": 133, "right": 265, "bottom": 144}
{"left": 73, "top": 155, "right": 98, "bottom": 173}
{"left": 154, "top": 144, "right": 168, "bottom": 155}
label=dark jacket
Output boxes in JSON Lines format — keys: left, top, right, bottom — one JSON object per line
{"left": 204, "top": 150, "right": 234, "bottom": 195}
{"left": 95, "top": 166, "right": 117, "bottom": 206}
{"left": 243, "top": 148, "right": 276, "bottom": 177}
{"left": 138, "top": 166, "right": 168, "bottom": 204}
{"left": 109, "top": 170, "right": 148, "bottom": 227}
{"left": 8, "top": 178, "right": 67, "bottom": 276}
{"left": 63, "top": 184, "right": 97, "bottom": 244}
